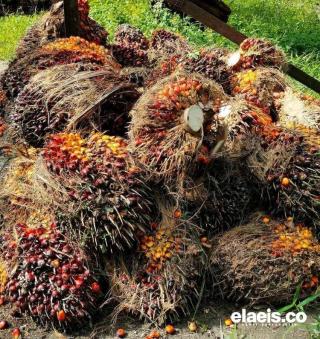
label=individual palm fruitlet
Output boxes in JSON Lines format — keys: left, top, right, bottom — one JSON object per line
{"left": 111, "top": 24, "right": 149, "bottom": 67}
{"left": 210, "top": 216, "right": 320, "bottom": 305}
{"left": 2, "top": 223, "right": 102, "bottom": 330}
{"left": 42, "top": 132, "right": 156, "bottom": 252}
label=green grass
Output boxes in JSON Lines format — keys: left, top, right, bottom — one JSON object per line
{"left": 0, "top": 13, "right": 41, "bottom": 60}
{"left": 0, "top": 0, "right": 319, "bottom": 94}
{"left": 89, "top": 0, "right": 320, "bottom": 95}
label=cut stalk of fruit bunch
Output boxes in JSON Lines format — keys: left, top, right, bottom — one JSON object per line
{"left": 1, "top": 223, "right": 103, "bottom": 330}
{"left": 129, "top": 72, "right": 227, "bottom": 186}
{"left": 12, "top": 61, "right": 136, "bottom": 147}
{"left": 111, "top": 24, "right": 150, "bottom": 67}
{"left": 210, "top": 216, "right": 320, "bottom": 305}
{"left": 42, "top": 132, "right": 157, "bottom": 253}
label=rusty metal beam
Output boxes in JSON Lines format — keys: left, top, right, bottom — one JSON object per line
{"left": 166, "top": 0, "right": 320, "bottom": 94}
{"left": 63, "top": 0, "right": 80, "bottom": 37}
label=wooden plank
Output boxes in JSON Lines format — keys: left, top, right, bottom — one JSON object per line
{"left": 63, "top": 0, "right": 80, "bottom": 37}
{"left": 166, "top": 0, "right": 320, "bottom": 94}
{"left": 287, "top": 64, "right": 320, "bottom": 93}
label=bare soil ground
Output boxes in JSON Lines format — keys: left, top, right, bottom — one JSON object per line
{"left": 0, "top": 300, "right": 316, "bottom": 339}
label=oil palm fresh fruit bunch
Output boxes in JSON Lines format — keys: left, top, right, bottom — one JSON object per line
{"left": 261, "top": 138, "right": 319, "bottom": 231}
{"left": 2, "top": 37, "right": 117, "bottom": 99}
{"left": 12, "top": 60, "right": 133, "bottom": 148}
{"left": 109, "top": 205, "right": 207, "bottom": 324}
{"left": 191, "top": 160, "right": 256, "bottom": 234}
{"left": 42, "top": 132, "right": 156, "bottom": 253}
{"left": 210, "top": 216, "right": 320, "bottom": 305}
{"left": 150, "top": 29, "right": 190, "bottom": 57}
{"left": 111, "top": 24, "right": 149, "bottom": 67}
{"left": 183, "top": 48, "right": 232, "bottom": 93}
{"left": 228, "top": 38, "right": 286, "bottom": 71}
{"left": 2, "top": 223, "right": 103, "bottom": 330}
{"left": 130, "top": 72, "right": 227, "bottom": 186}
{"left": 16, "top": 0, "right": 108, "bottom": 59}
{"left": 276, "top": 89, "right": 320, "bottom": 148}
{"left": 230, "top": 68, "right": 286, "bottom": 120}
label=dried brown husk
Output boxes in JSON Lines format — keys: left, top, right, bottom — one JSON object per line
{"left": 12, "top": 62, "right": 139, "bottom": 147}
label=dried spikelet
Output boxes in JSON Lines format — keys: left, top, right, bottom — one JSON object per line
{"left": 276, "top": 89, "right": 320, "bottom": 148}
{"left": 210, "top": 216, "right": 320, "bottom": 305}
{"left": 13, "top": 62, "right": 138, "bottom": 147}
{"left": 129, "top": 71, "right": 227, "bottom": 186}
{"left": 0, "top": 260, "right": 8, "bottom": 294}
{"left": 109, "top": 202, "right": 207, "bottom": 324}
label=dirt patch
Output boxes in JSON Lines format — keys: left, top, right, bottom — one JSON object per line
{"left": 0, "top": 300, "right": 316, "bottom": 338}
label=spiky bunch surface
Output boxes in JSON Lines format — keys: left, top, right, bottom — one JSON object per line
{"left": 193, "top": 161, "right": 256, "bottom": 234}
{"left": 43, "top": 132, "right": 156, "bottom": 252}
{"left": 130, "top": 72, "right": 226, "bottom": 185}
{"left": 2, "top": 223, "right": 101, "bottom": 330}
{"left": 210, "top": 217, "right": 320, "bottom": 305}
{"left": 111, "top": 24, "right": 149, "bottom": 67}
{"left": 110, "top": 206, "right": 206, "bottom": 324}
{"left": 263, "top": 140, "right": 320, "bottom": 228}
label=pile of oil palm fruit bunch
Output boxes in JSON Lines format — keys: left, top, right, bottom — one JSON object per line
{"left": 0, "top": 0, "right": 319, "bottom": 334}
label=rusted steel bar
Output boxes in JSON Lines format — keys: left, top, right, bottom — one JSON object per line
{"left": 63, "top": 0, "right": 80, "bottom": 37}
{"left": 165, "top": 0, "right": 320, "bottom": 93}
